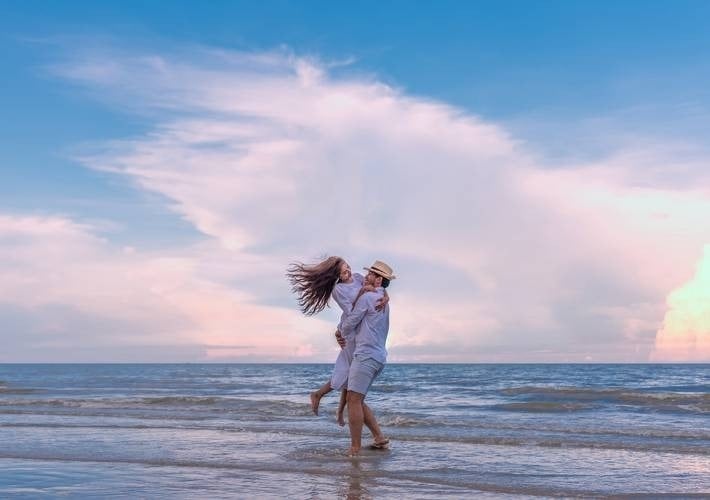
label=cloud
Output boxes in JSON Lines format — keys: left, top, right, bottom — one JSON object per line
{"left": 651, "top": 246, "right": 710, "bottom": 362}
{"left": 6, "top": 45, "right": 708, "bottom": 361}
{"left": 0, "top": 214, "right": 331, "bottom": 362}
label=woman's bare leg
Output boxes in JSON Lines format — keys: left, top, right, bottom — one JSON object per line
{"left": 336, "top": 389, "right": 347, "bottom": 426}
{"left": 310, "top": 380, "right": 332, "bottom": 415}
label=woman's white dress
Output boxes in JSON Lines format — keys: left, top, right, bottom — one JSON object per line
{"left": 329, "top": 273, "right": 364, "bottom": 391}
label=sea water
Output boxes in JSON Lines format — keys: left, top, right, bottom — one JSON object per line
{"left": 0, "top": 363, "right": 707, "bottom": 498}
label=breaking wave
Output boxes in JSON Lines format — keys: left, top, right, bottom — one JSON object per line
{"left": 500, "top": 386, "right": 709, "bottom": 414}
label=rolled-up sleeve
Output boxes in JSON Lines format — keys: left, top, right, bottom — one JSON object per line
{"left": 340, "top": 293, "right": 370, "bottom": 338}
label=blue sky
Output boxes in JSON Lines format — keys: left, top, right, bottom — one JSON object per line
{"left": 2, "top": 3, "right": 696, "bottom": 228}
{"left": 1, "top": 1, "right": 709, "bottom": 362}
{"left": 5, "top": 1, "right": 710, "bottom": 143}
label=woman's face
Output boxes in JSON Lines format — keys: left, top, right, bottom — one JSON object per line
{"left": 338, "top": 261, "right": 352, "bottom": 282}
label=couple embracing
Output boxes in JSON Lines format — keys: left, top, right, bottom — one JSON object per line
{"left": 287, "top": 257, "right": 395, "bottom": 456}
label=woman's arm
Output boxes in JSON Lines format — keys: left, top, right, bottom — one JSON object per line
{"left": 331, "top": 286, "right": 351, "bottom": 313}
{"left": 375, "top": 289, "right": 389, "bottom": 312}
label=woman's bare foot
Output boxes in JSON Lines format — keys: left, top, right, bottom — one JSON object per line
{"left": 310, "top": 391, "right": 322, "bottom": 415}
{"left": 346, "top": 446, "right": 360, "bottom": 457}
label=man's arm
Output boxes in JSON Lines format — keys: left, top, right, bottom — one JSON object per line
{"left": 333, "top": 286, "right": 352, "bottom": 334}
{"left": 339, "top": 292, "right": 371, "bottom": 338}
{"left": 341, "top": 285, "right": 376, "bottom": 328}
{"left": 336, "top": 286, "right": 370, "bottom": 333}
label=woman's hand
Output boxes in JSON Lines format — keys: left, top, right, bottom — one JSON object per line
{"left": 375, "top": 289, "right": 389, "bottom": 311}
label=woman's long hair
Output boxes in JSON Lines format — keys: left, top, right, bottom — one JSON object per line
{"left": 286, "top": 256, "right": 344, "bottom": 316}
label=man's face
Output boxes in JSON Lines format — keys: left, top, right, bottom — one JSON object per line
{"left": 365, "top": 271, "right": 382, "bottom": 287}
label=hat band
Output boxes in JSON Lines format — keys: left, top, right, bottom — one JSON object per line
{"left": 369, "top": 267, "right": 393, "bottom": 278}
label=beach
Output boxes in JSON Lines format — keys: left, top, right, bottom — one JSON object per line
{"left": 0, "top": 363, "right": 708, "bottom": 498}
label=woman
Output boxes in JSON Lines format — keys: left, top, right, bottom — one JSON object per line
{"left": 286, "top": 256, "right": 387, "bottom": 426}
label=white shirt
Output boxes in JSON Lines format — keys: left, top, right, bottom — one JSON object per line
{"left": 339, "top": 287, "right": 389, "bottom": 364}
{"left": 331, "top": 272, "right": 364, "bottom": 334}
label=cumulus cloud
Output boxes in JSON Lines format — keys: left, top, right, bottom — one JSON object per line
{"left": 5, "top": 45, "right": 708, "bottom": 361}
{"left": 651, "top": 246, "right": 710, "bottom": 362}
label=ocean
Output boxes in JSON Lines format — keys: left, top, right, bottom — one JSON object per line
{"left": 0, "top": 363, "right": 707, "bottom": 498}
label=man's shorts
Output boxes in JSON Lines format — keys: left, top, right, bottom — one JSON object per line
{"left": 347, "top": 355, "right": 384, "bottom": 395}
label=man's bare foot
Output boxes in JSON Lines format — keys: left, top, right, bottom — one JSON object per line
{"left": 336, "top": 409, "right": 346, "bottom": 427}
{"left": 310, "top": 392, "right": 322, "bottom": 415}
{"left": 346, "top": 446, "right": 361, "bottom": 457}
{"left": 371, "top": 436, "right": 390, "bottom": 449}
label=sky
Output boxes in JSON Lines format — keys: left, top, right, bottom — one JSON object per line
{"left": 1, "top": 0, "right": 709, "bottom": 363}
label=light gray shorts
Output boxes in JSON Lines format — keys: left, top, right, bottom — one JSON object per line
{"left": 347, "top": 355, "right": 384, "bottom": 395}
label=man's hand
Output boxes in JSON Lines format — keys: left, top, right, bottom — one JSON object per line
{"left": 335, "top": 329, "right": 346, "bottom": 349}
{"left": 375, "top": 290, "right": 390, "bottom": 312}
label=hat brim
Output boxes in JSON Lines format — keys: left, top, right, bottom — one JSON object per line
{"left": 363, "top": 267, "right": 396, "bottom": 280}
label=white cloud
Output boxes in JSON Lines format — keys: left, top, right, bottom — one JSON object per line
{"left": 6, "top": 46, "right": 708, "bottom": 361}
{"left": 0, "top": 214, "right": 331, "bottom": 362}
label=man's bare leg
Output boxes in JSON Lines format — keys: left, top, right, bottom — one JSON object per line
{"left": 336, "top": 391, "right": 380, "bottom": 432}
{"left": 310, "top": 380, "right": 332, "bottom": 415}
{"left": 363, "top": 402, "right": 388, "bottom": 446}
{"left": 346, "top": 390, "right": 365, "bottom": 455}
{"left": 336, "top": 389, "right": 347, "bottom": 426}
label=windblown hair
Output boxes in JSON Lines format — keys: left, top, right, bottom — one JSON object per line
{"left": 286, "top": 256, "right": 345, "bottom": 316}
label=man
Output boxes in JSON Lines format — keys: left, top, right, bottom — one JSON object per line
{"left": 337, "top": 260, "right": 395, "bottom": 456}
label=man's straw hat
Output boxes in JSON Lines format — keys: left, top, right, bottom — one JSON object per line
{"left": 364, "top": 260, "right": 396, "bottom": 280}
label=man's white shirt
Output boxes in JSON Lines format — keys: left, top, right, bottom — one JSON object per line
{"left": 339, "top": 287, "right": 389, "bottom": 364}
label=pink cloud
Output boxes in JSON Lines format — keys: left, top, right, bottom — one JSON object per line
{"left": 652, "top": 246, "right": 710, "bottom": 362}
{"left": 0, "top": 214, "right": 333, "bottom": 362}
